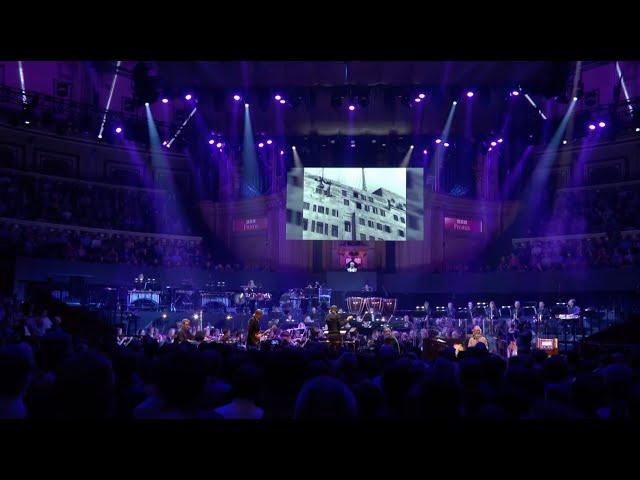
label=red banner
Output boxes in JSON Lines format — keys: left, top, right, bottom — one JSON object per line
{"left": 233, "top": 217, "right": 268, "bottom": 233}
{"left": 444, "top": 216, "right": 483, "bottom": 234}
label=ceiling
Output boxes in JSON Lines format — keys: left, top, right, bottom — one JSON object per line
{"left": 153, "top": 61, "right": 571, "bottom": 90}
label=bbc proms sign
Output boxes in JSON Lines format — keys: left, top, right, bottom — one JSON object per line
{"left": 232, "top": 217, "right": 268, "bottom": 233}
{"left": 444, "top": 216, "right": 483, "bottom": 234}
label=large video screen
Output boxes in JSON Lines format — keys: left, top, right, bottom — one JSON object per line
{"left": 286, "top": 167, "right": 424, "bottom": 241}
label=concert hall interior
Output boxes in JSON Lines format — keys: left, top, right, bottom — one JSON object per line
{"left": 1, "top": 60, "right": 640, "bottom": 421}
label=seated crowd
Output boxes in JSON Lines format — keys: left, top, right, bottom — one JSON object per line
{"left": 498, "top": 232, "right": 640, "bottom": 272}
{"left": 527, "top": 184, "right": 640, "bottom": 238}
{"left": 0, "top": 220, "right": 270, "bottom": 271}
{"left": 0, "top": 170, "right": 190, "bottom": 235}
{"left": 1, "top": 297, "right": 640, "bottom": 420}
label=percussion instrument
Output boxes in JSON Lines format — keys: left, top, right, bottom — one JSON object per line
{"left": 346, "top": 296, "right": 366, "bottom": 316}
{"left": 201, "top": 292, "right": 231, "bottom": 308}
{"left": 365, "top": 297, "right": 383, "bottom": 315}
{"left": 382, "top": 298, "right": 397, "bottom": 317}
{"left": 127, "top": 290, "right": 160, "bottom": 307}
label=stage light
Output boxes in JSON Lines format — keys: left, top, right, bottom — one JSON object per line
{"left": 274, "top": 94, "right": 282, "bottom": 101}
{"left": 233, "top": 94, "right": 241, "bottom": 101}
{"left": 348, "top": 105, "right": 355, "bottom": 111}
{"left": 292, "top": 146, "right": 296, "bottom": 149}
{"left": 562, "top": 140, "right": 567, "bottom": 144}
{"left": 371, "top": 139, "right": 376, "bottom": 143}
{"left": 161, "top": 98, "right": 169, "bottom": 104}
{"left": 636, "top": 127, "right": 640, "bottom": 132}
{"left": 162, "top": 140, "right": 167, "bottom": 146}
{"left": 435, "top": 139, "right": 442, "bottom": 144}
{"left": 414, "top": 98, "right": 421, "bottom": 103}
{"left": 444, "top": 142, "right": 450, "bottom": 147}
{"left": 279, "top": 99, "right": 286, "bottom": 104}
{"left": 490, "top": 141, "right": 497, "bottom": 147}
{"left": 418, "top": 93, "right": 426, "bottom": 99}
{"left": 280, "top": 150, "right": 284, "bottom": 155}
{"left": 266, "top": 139, "right": 272, "bottom": 145}
{"left": 208, "top": 139, "right": 214, "bottom": 145}
{"left": 511, "top": 90, "right": 520, "bottom": 96}
{"left": 466, "top": 91, "right": 474, "bottom": 98}
{"left": 193, "top": 313, "right": 199, "bottom": 320}
{"left": 24, "top": 120, "right": 30, "bottom": 125}
{"left": 144, "top": 102, "right": 149, "bottom": 107}
{"left": 216, "top": 142, "right": 222, "bottom": 148}
{"left": 423, "top": 149, "right": 427, "bottom": 154}
{"left": 588, "top": 124, "right": 596, "bottom": 130}
{"left": 115, "top": 127, "right": 122, "bottom": 133}
{"left": 258, "top": 142, "right": 264, "bottom": 148}
{"left": 452, "top": 101, "right": 457, "bottom": 105}
{"left": 497, "top": 138, "right": 503, "bottom": 143}
{"left": 350, "top": 143, "right": 355, "bottom": 148}
{"left": 573, "top": 96, "right": 578, "bottom": 101}
{"left": 185, "top": 94, "right": 192, "bottom": 101}
{"left": 98, "top": 60, "right": 122, "bottom": 139}
{"left": 488, "top": 147, "right": 492, "bottom": 151}
{"left": 598, "top": 121, "right": 606, "bottom": 128}
{"left": 162, "top": 313, "right": 167, "bottom": 319}
{"left": 410, "top": 145, "right": 414, "bottom": 148}
{"left": 244, "top": 103, "right": 249, "bottom": 108}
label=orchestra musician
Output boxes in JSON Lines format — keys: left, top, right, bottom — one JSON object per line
{"left": 566, "top": 298, "right": 580, "bottom": 315}
{"left": 382, "top": 327, "right": 401, "bottom": 354}
{"left": 363, "top": 281, "right": 373, "bottom": 292}
{"left": 446, "top": 301, "right": 456, "bottom": 319}
{"left": 246, "top": 310, "right": 264, "bottom": 349}
{"left": 512, "top": 300, "right": 522, "bottom": 324}
{"left": 536, "top": 301, "right": 552, "bottom": 334}
{"left": 176, "top": 319, "right": 194, "bottom": 343}
{"left": 467, "top": 301, "right": 477, "bottom": 329}
{"left": 468, "top": 325, "right": 489, "bottom": 349}
{"left": 486, "top": 301, "right": 499, "bottom": 320}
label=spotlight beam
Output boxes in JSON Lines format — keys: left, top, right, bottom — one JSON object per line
{"left": 98, "top": 60, "right": 122, "bottom": 139}
{"left": 166, "top": 106, "right": 197, "bottom": 148}
{"left": 292, "top": 146, "right": 303, "bottom": 168}
{"left": 434, "top": 101, "right": 458, "bottom": 189}
{"left": 616, "top": 61, "right": 634, "bottom": 116}
{"left": 399, "top": 145, "right": 413, "bottom": 168}
{"left": 523, "top": 93, "right": 547, "bottom": 120}
{"left": 521, "top": 97, "right": 578, "bottom": 228}
{"left": 17, "top": 61, "right": 27, "bottom": 104}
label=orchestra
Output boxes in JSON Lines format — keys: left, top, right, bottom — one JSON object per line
{"left": 116, "top": 271, "right": 585, "bottom": 359}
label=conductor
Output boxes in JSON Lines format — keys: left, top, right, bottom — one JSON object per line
{"left": 325, "top": 305, "right": 352, "bottom": 350}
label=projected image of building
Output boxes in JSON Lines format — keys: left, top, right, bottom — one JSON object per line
{"left": 287, "top": 168, "right": 418, "bottom": 241}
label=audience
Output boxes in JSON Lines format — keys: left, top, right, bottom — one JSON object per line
{"left": 3, "top": 297, "right": 640, "bottom": 420}
{"left": 0, "top": 171, "right": 190, "bottom": 235}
